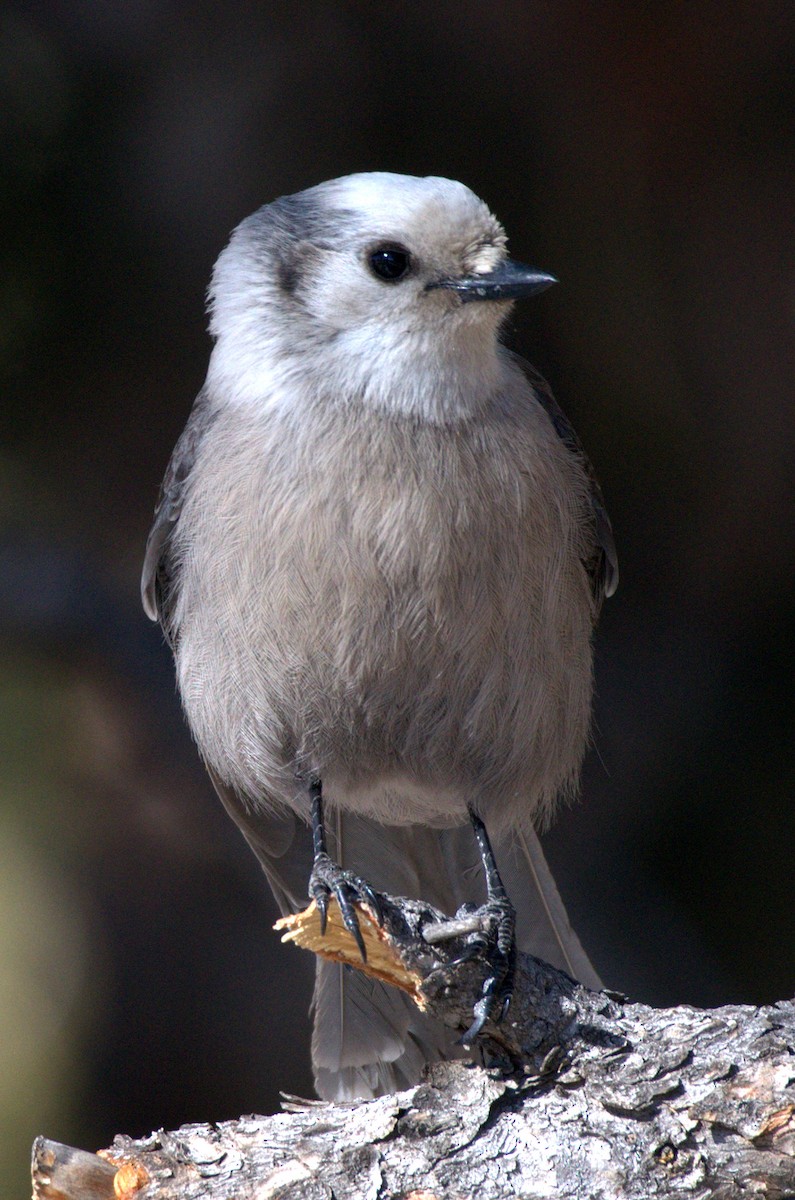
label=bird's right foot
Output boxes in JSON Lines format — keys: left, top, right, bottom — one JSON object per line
{"left": 308, "top": 852, "right": 383, "bottom": 962}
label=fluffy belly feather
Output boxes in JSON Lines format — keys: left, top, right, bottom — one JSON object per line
{"left": 172, "top": 398, "right": 596, "bottom": 831}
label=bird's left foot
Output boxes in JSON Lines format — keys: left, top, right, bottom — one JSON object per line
{"left": 424, "top": 808, "right": 517, "bottom": 1043}
{"left": 426, "top": 894, "right": 516, "bottom": 1043}
{"left": 454, "top": 894, "right": 516, "bottom": 1043}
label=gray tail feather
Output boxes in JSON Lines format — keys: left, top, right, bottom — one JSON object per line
{"left": 312, "top": 964, "right": 462, "bottom": 1100}
{"left": 495, "top": 824, "right": 602, "bottom": 990}
{"left": 311, "top": 812, "right": 601, "bottom": 1100}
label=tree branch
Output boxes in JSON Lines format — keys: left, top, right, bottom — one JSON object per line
{"left": 32, "top": 893, "right": 795, "bottom": 1199}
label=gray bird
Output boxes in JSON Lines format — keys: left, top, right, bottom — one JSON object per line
{"left": 142, "top": 172, "right": 617, "bottom": 1101}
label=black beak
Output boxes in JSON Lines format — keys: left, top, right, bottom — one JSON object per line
{"left": 428, "top": 259, "right": 557, "bottom": 303}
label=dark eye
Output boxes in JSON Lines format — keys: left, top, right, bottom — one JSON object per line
{"left": 368, "top": 245, "right": 411, "bottom": 282}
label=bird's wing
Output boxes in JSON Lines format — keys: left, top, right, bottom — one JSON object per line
{"left": 141, "top": 389, "right": 217, "bottom": 634}
{"left": 511, "top": 352, "right": 619, "bottom": 604}
{"left": 208, "top": 769, "right": 310, "bottom": 916}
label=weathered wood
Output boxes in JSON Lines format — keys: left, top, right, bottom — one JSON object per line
{"left": 32, "top": 893, "right": 795, "bottom": 1199}
{"left": 31, "top": 1138, "right": 121, "bottom": 1200}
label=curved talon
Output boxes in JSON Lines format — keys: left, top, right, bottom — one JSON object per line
{"left": 314, "top": 890, "right": 329, "bottom": 936}
{"left": 459, "top": 963, "right": 513, "bottom": 1045}
{"left": 358, "top": 881, "right": 384, "bottom": 926}
{"left": 442, "top": 892, "right": 516, "bottom": 1043}
{"left": 336, "top": 883, "right": 368, "bottom": 961}
{"left": 460, "top": 1000, "right": 490, "bottom": 1046}
{"left": 448, "top": 938, "right": 489, "bottom": 969}
{"left": 308, "top": 852, "right": 382, "bottom": 963}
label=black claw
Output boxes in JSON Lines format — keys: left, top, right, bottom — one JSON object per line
{"left": 308, "top": 851, "right": 383, "bottom": 964}
{"left": 451, "top": 809, "right": 518, "bottom": 1043}
{"left": 315, "top": 891, "right": 329, "bottom": 937}
{"left": 459, "top": 952, "right": 514, "bottom": 1046}
{"left": 445, "top": 892, "right": 516, "bottom": 1043}
{"left": 346, "top": 909, "right": 368, "bottom": 962}
{"left": 448, "top": 938, "right": 489, "bottom": 969}
{"left": 460, "top": 1001, "right": 490, "bottom": 1046}
{"left": 308, "top": 779, "right": 383, "bottom": 962}
{"left": 360, "top": 882, "right": 384, "bottom": 925}
{"left": 335, "top": 882, "right": 367, "bottom": 962}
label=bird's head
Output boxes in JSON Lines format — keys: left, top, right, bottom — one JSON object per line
{"left": 207, "top": 173, "right": 555, "bottom": 421}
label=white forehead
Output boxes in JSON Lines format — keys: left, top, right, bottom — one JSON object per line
{"left": 308, "top": 172, "right": 505, "bottom": 250}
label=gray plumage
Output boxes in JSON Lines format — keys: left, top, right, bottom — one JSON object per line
{"left": 142, "top": 173, "right": 617, "bottom": 1100}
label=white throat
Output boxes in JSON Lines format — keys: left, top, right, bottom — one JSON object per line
{"left": 207, "top": 310, "right": 506, "bottom": 425}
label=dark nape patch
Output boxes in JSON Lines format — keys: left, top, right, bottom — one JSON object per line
{"left": 252, "top": 193, "right": 358, "bottom": 252}
{"left": 277, "top": 254, "right": 300, "bottom": 295}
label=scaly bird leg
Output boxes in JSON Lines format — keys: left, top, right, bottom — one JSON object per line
{"left": 433, "top": 808, "right": 516, "bottom": 1044}
{"left": 307, "top": 778, "right": 383, "bottom": 962}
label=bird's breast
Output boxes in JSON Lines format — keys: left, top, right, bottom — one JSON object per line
{"left": 172, "top": 396, "right": 595, "bottom": 824}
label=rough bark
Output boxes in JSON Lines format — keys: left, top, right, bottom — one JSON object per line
{"left": 32, "top": 893, "right": 795, "bottom": 1199}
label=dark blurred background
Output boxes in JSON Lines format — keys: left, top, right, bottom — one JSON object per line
{"left": 2, "top": 1, "right": 794, "bottom": 1192}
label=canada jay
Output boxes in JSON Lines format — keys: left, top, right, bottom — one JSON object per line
{"left": 142, "top": 172, "right": 617, "bottom": 1101}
